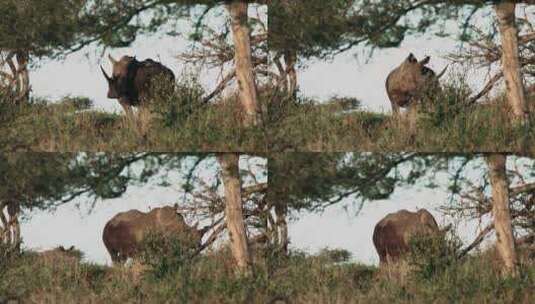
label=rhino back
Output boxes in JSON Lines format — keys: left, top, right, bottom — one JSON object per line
{"left": 134, "top": 61, "right": 174, "bottom": 89}
{"left": 103, "top": 210, "right": 151, "bottom": 256}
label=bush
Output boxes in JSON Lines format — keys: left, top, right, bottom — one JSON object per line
{"left": 316, "top": 247, "right": 352, "bottom": 264}
{"left": 419, "top": 71, "right": 473, "bottom": 127}
{"left": 149, "top": 73, "right": 205, "bottom": 129}
{"left": 137, "top": 231, "right": 198, "bottom": 280}
{"left": 1, "top": 246, "right": 533, "bottom": 303}
{"left": 0, "top": 242, "right": 20, "bottom": 277}
{"left": 407, "top": 231, "right": 462, "bottom": 280}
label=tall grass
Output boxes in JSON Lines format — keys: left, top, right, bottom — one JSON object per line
{"left": 0, "top": 76, "right": 267, "bottom": 152}
{"left": 1, "top": 242, "right": 533, "bottom": 304}
{"left": 269, "top": 76, "right": 535, "bottom": 152}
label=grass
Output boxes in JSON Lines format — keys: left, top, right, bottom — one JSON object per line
{"left": 269, "top": 79, "right": 535, "bottom": 152}
{"left": 2, "top": 76, "right": 534, "bottom": 152}
{"left": 0, "top": 81, "right": 268, "bottom": 152}
{"left": 1, "top": 241, "right": 533, "bottom": 304}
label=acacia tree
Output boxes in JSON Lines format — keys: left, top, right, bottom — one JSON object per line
{"left": 217, "top": 153, "right": 253, "bottom": 274}
{"left": 0, "top": 0, "right": 88, "bottom": 103}
{"left": 448, "top": 8, "right": 535, "bottom": 105}
{"left": 0, "top": 153, "right": 168, "bottom": 250}
{"left": 485, "top": 154, "right": 518, "bottom": 275}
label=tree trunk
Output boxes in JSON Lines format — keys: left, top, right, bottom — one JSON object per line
{"left": 15, "top": 51, "right": 30, "bottom": 104}
{"left": 7, "top": 201, "right": 21, "bottom": 250}
{"left": 227, "top": 1, "right": 259, "bottom": 127}
{"left": 486, "top": 154, "right": 518, "bottom": 276}
{"left": 274, "top": 203, "right": 288, "bottom": 254}
{"left": 0, "top": 201, "right": 21, "bottom": 250}
{"left": 0, "top": 201, "right": 9, "bottom": 244}
{"left": 494, "top": 2, "right": 527, "bottom": 121}
{"left": 283, "top": 51, "right": 297, "bottom": 99}
{"left": 218, "top": 153, "right": 252, "bottom": 275}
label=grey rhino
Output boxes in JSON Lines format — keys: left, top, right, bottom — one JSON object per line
{"left": 385, "top": 53, "right": 446, "bottom": 116}
{"left": 100, "top": 54, "right": 175, "bottom": 117}
{"left": 372, "top": 209, "right": 441, "bottom": 264}
{"left": 102, "top": 205, "right": 202, "bottom": 264}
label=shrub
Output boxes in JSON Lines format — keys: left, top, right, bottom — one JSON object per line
{"left": 137, "top": 231, "right": 198, "bottom": 280}
{"left": 407, "top": 231, "right": 462, "bottom": 280}
{"left": 149, "top": 72, "right": 205, "bottom": 129}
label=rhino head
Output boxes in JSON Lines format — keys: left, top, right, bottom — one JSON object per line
{"left": 403, "top": 53, "right": 447, "bottom": 80}
{"left": 100, "top": 54, "right": 137, "bottom": 101}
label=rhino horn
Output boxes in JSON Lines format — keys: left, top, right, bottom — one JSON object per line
{"left": 406, "top": 53, "right": 417, "bottom": 63}
{"left": 100, "top": 65, "right": 111, "bottom": 81}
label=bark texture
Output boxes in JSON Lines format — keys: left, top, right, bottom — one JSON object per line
{"left": 274, "top": 203, "right": 289, "bottom": 253}
{"left": 283, "top": 50, "right": 297, "bottom": 98}
{"left": 1, "top": 50, "right": 30, "bottom": 103}
{"left": 494, "top": 3, "right": 527, "bottom": 121}
{"left": 227, "top": 1, "right": 259, "bottom": 127}
{"left": 0, "top": 201, "right": 21, "bottom": 250}
{"left": 487, "top": 154, "right": 518, "bottom": 276}
{"left": 16, "top": 51, "right": 30, "bottom": 103}
{"left": 218, "top": 153, "right": 252, "bottom": 275}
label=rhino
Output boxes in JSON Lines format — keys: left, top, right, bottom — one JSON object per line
{"left": 102, "top": 205, "right": 202, "bottom": 264}
{"left": 100, "top": 54, "right": 175, "bottom": 117}
{"left": 385, "top": 53, "right": 447, "bottom": 116}
{"left": 372, "top": 209, "right": 440, "bottom": 265}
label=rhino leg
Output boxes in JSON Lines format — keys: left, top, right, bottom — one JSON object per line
{"left": 109, "top": 249, "right": 126, "bottom": 265}
{"left": 407, "top": 101, "right": 419, "bottom": 135}
{"left": 391, "top": 101, "right": 401, "bottom": 117}
{"left": 118, "top": 99, "right": 136, "bottom": 122}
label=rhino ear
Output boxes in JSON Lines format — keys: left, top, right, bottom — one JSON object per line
{"left": 406, "top": 53, "right": 417, "bottom": 63}
{"left": 69, "top": 245, "right": 75, "bottom": 251}
{"left": 59, "top": 246, "right": 65, "bottom": 251}
{"left": 108, "top": 54, "right": 117, "bottom": 65}
{"left": 420, "top": 56, "right": 430, "bottom": 66}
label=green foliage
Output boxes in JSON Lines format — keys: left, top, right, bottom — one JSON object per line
{"left": 0, "top": 0, "right": 87, "bottom": 59}
{"left": 316, "top": 247, "right": 353, "bottom": 264}
{"left": 0, "top": 92, "right": 267, "bottom": 152}
{"left": 138, "top": 231, "right": 198, "bottom": 280}
{"left": 0, "top": 242, "right": 20, "bottom": 278}
{"left": 270, "top": 0, "right": 490, "bottom": 59}
{"left": 268, "top": 152, "right": 438, "bottom": 212}
{"left": 150, "top": 73, "right": 205, "bottom": 129}
{"left": 407, "top": 232, "right": 463, "bottom": 280}
{"left": 0, "top": 153, "right": 196, "bottom": 213}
